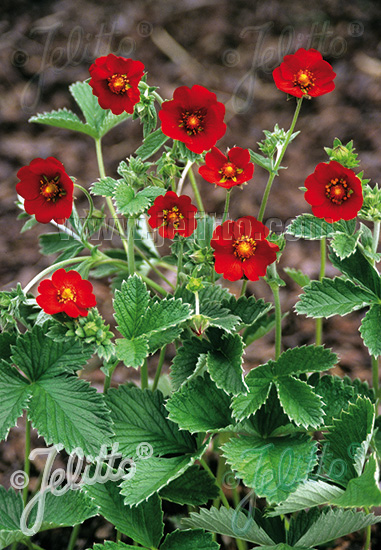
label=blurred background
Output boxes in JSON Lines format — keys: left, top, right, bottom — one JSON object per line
{"left": 1, "top": 0, "right": 381, "bottom": 544}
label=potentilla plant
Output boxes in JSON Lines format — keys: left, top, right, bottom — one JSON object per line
{"left": 1, "top": 47, "right": 381, "bottom": 550}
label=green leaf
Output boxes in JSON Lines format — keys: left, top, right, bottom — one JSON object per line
{"left": 249, "top": 150, "right": 273, "bottom": 172}
{"left": 268, "top": 480, "right": 344, "bottom": 516}
{"left": 98, "top": 110, "right": 132, "bottom": 138}
{"left": 329, "top": 248, "right": 381, "bottom": 298}
{"left": 0, "top": 361, "right": 30, "bottom": 441}
{"left": 286, "top": 214, "right": 336, "bottom": 240}
{"left": 206, "top": 330, "right": 246, "bottom": 395}
{"left": 160, "top": 465, "right": 219, "bottom": 505}
{"left": 0, "top": 332, "right": 16, "bottom": 362}
{"left": 360, "top": 304, "right": 381, "bottom": 357}
{"left": 322, "top": 397, "right": 375, "bottom": 486}
{"left": 115, "top": 337, "right": 149, "bottom": 369}
{"left": 331, "top": 231, "right": 360, "bottom": 259}
{"left": 275, "top": 377, "right": 324, "bottom": 429}
{"left": 294, "top": 507, "right": 381, "bottom": 547}
{"left": 0, "top": 487, "right": 27, "bottom": 549}
{"left": 166, "top": 373, "right": 234, "bottom": 433}
{"left": 272, "top": 345, "right": 337, "bottom": 376}
{"left": 183, "top": 506, "right": 276, "bottom": 545}
{"left": 11, "top": 326, "right": 93, "bottom": 381}
{"left": 29, "top": 108, "right": 96, "bottom": 137}
{"left": 160, "top": 529, "right": 219, "bottom": 550}
{"left": 90, "top": 177, "right": 118, "bottom": 197}
{"left": 221, "top": 295, "right": 273, "bottom": 327}
{"left": 85, "top": 479, "right": 163, "bottom": 548}
{"left": 283, "top": 268, "right": 311, "bottom": 287}
{"left": 36, "top": 489, "right": 98, "bottom": 528}
{"left": 223, "top": 434, "right": 317, "bottom": 503}
{"left": 242, "top": 313, "right": 278, "bottom": 346}
{"left": 39, "top": 233, "right": 83, "bottom": 256}
{"left": 28, "top": 376, "right": 113, "bottom": 458}
{"left": 331, "top": 455, "right": 381, "bottom": 507}
{"left": 231, "top": 365, "right": 273, "bottom": 421}
{"left": 135, "top": 128, "right": 169, "bottom": 161}
{"left": 170, "top": 337, "right": 210, "bottom": 390}
{"left": 91, "top": 544, "right": 141, "bottom": 550}
{"left": 107, "top": 386, "right": 196, "bottom": 458}
{"left": 295, "top": 277, "right": 373, "bottom": 318}
{"left": 120, "top": 448, "right": 205, "bottom": 506}
{"left": 314, "top": 375, "right": 357, "bottom": 426}
{"left": 114, "top": 275, "right": 150, "bottom": 339}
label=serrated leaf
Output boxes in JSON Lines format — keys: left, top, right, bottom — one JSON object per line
{"left": 160, "top": 465, "right": 219, "bottom": 505}
{"left": 329, "top": 248, "right": 381, "bottom": 298}
{"left": 36, "top": 489, "right": 98, "bottom": 528}
{"left": 206, "top": 330, "right": 246, "bottom": 395}
{"left": 0, "top": 361, "right": 30, "bottom": 441}
{"left": 20, "top": 216, "right": 38, "bottom": 233}
{"left": 115, "top": 184, "right": 164, "bottom": 217}
{"left": 170, "top": 337, "right": 211, "bottom": 390}
{"left": 275, "top": 377, "right": 324, "bottom": 429}
{"left": 272, "top": 345, "right": 337, "bottom": 376}
{"left": 360, "top": 304, "right": 381, "bottom": 357}
{"left": 90, "top": 177, "right": 118, "bottom": 197}
{"left": 85, "top": 479, "right": 163, "bottom": 548}
{"left": 98, "top": 110, "right": 132, "bottom": 138}
{"left": 11, "top": 326, "right": 93, "bottom": 381}
{"left": 28, "top": 377, "right": 113, "bottom": 458}
{"left": 322, "top": 397, "right": 375, "bottom": 486}
{"left": 231, "top": 365, "right": 273, "bottom": 421}
{"left": 249, "top": 150, "right": 273, "bottom": 172}
{"left": 286, "top": 214, "right": 336, "bottom": 240}
{"left": 115, "top": 337, "right": 149, "bottom": 368}
{"left": 91, "top": 544, "right": 141, "bottom": 550}
{"left": 284, "top": 268, "right": 311, "bottom": 287}
{"left": 160, "top": 529, "right": 219, "bottom": 550}
{"left": 183, "top": 506, "right": 276, "bottom": 546}
{"left": 107, "top": 386, "right": 196, "bottom": 458}
{"left": 242, "top": 313, "right": 278, "bottom": 345}
{"left": 223, "top": 434, "right": 317, "bottom": 503}
{"left": 315, "top": 375, "right": 356, "bottom": 426}
{"left": 330, "top": 455, "right": 381, "bottom": 507}
{"left": 39, "top": 232, "right": 84, "bottom": 255}
{"left": 120, "top": 449, "right": 205, "bottom": 506}
{"left": 221, "top": 295, "right": 273, "bottom": 327}
{"left": 296, "top": 277, "right": 373, "bottom": 318}
{"left": 268, "top": 480, "right": 344, "bottom": 516}
{"left": 114, "top": 275, "right": 150, "bottom": 339}
{"left": 69, "top": 81, "right": 103, "bottom": 133}
{"left": 166, "top": 373, "right": 234, "bottom": 433}
{"left": 29, "top": 108, "right": 96, "bottom": 137}
{"left": 331, "top": 231, "right": 360, "bottom": 259}
{"left": 294, "top": 507, "right": 381, "bottom": 547}
{"left": 0, "top": 486, "right": 27, "bottom": 549}
{"left": 197, "top": 303, "right": 240, "bottom": 334}
{"left": 135, "top": 128, "right": 169, "bottom": 161}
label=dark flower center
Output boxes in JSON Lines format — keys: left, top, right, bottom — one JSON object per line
{"left": 219, "top": 162, "right": 243, "bottom": 182}
{"left": 107, "top": 73, "right": 131, "bottom": 95}
{"left": 325, "top": 177, "right": 353, "bottom": 205}
{"left": 179, "top": 109, "right": 206, "bottom": 135}
{"left": 233, "top": 235, "right": 257, "bottom": 261}
{"left": 39, "top": 174, "right": 66, "bottom": 202}
{"left": 163, "top": 206, "right": 184, "bottom": 228}
{"left": 58, "top": 286, "right": 76, "bottom": 303}
{"left": 293, "top": 69, "right": 315, "bottom": 93}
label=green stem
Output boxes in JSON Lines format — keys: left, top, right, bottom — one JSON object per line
{"left": 21, "top": 541, "right": 45, "bottom": 550}
{"left": 23, "top": 419, "right": 31, "bottom": 507}
{"left": 188, "top": 166, "right": 205, "bottom": 213}
{"left": 140, "top": 274, "right": 168, "bottom": 296}
{"left": 152, "top": 346, "right": 166, "bottom": 391}
{"left": 372, "top": 356, "right": 379, "bottom": 404}
{"left": 257, "top": 97, "right": 303, "bottom": 222}
{"left": 103, "top": 360, "right": 119, "bottom": 394}
{"left": 200, "top": 458, "right": 230, "bottom": 509}
{"left": 127, "top": 217, "right": 136, "bottom": 275}
{"left": 177, "top": 160, "right": 193, "bottom": 195}
{"left": 95, "top": 138, "right": 130, "bottom": 260}
{"left": 134, "top": 246, "right": 175, "bottom": 289}
{"left": 364, "top": 507, "right": 372, "bottom": 550}
{"left": 23, "top": 257, "right": 85, "bottom": 294}
{"left": 240, "top": 279, "right": 248, "bottom": 297}
{"left": 176, "top": 239, "right": 184, "bottom": 288}
{"left": 231, "top": 485, "right": 248, "bottom": 550}
{"left": 116, "top": 530, "right": 122, "bottom": 543}
{"left": 372, "top": 221, "right": 380, "bottom": 255}
{"left": 272, "top": 284, "right": 282, "bottom": 360}
{"left": 141, "top": 359, "right": 149, "bottom": 390}
{"left": 315, "top": 237, "right": 326, "bottom": 346}
{"left": 74, "top": 183, "right": 94, "bottom": 238}
{"left": 222, "top": 188, "right": 232, "bottom": 224}
{"left": 67, "top": 523, "right": 80, "bottom": 550}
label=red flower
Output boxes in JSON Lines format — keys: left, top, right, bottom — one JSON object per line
{"left": 304, "top": 160, "right": 363, "bottom": 222}
{"left": 147, "top": 191, "right": 197, "bottom": 239}
{"left": 199, "top": 147, "right": 254, "bottom": 189}
{"left": 273, "top": 48, "right": 336, "bottom": 98}
{"left": 158, "top": 85, "right": 226, "bottom": 154}
{"left": 89, "top": 54, "right": 145, "bottom": 115}
{"left": 16, "top": 157, "right": 73, "bottom": 224}
{"left": 211, "top": 216, "right": 279, "bottom": 282}
{"left": 36, "top": 269, "right": 96, "bottom": 318}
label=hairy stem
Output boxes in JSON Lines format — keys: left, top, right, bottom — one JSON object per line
{"left": 127, "top": 216, "right": 136, "bottom": 275}
{"left": 188, "top": 165, "right": 205, "bottom": 213}
{"left": 177, "top": 160, "right": 193, "bottom": 195}
{"left": 315, "top": 237, "right": 326, "bottom": 346}
{"left": 152, "top": 346, "right": 167, "bottom": 392}
{"left": 23, "top": 257, "right": 84, "bottom": 294}
{"left": 141, "top": 359, "right": 149, "bottom": 390}
{"left": 222, "top": 188, "right": 232, "bottom": 224}
{"left": 23, "top": 419, "right": 31, "bottom": 507}
{"left": 103, "top": 360, "right": 119, "bottom": 394}
{"left": 66, "top": 523, "right": 81, "bottom": 550}
{"left": 176, "top": 239, "right": 184, "bottom": 288}
{"left": 257, "top": 97, "right": 303, "bottom": 222}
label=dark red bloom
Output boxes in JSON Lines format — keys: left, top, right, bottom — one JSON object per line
{"left": 273, "top": 48, "right": 336, "bottom": 98}
{"left": 147, "top": 191, "right": 197, "bottom": 239}
{"left": 89, "top": 54, "right": 145, "bottom": 115}
{"left": 199, "top": 147, "right": 254, "bottom": 189}
{"left": 158, "top": 85, "right": 226, "bottom": 154}
{"left": 16, "top": 157, "right": 73, "bottom": 224}
{"left": 36, "top": 269, "right": 96, "bottom": 318}
{"left": 304, "top": 160, "right": 363, "bottom": 222}
{"left": 211, "top": 216, "right": 279, "bottom": 282}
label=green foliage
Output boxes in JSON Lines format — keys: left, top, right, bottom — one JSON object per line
{"left": 90, "top": 177, "right": 119, "bottom": 197}
{"left": 223, "top": 434, "right": 317, "bottom": 503}
{"left": 29, "top": 108, "right": 96, "bottom": 138}
{"left": 268, "top": 480, "right": 344, "bottom": 516}
{"left": 206, "top": 329, "right": 246, "bottom": 395}
{"left": 114, "top": 182, "right": 165, "bottom": 217}
{"left": 114, "top": 275, "right": 191, "bottom": 367}
{"left": 283, "top": 268, "right": 311, "bottom": 287}
{"left": 330, "top": 231, "right": 360, "bottom": 259}
{"left": 160, "top": 529, "right": 219, "bottom": 550}
{"left": 314, "top": 375, "right": 360, "bottom": 426}
{"left": 286, "top": 214, "right": 336, "bottom": 240}
{"left": 331, "top": 455, "right": 381, "bottom": 507}
{"left": 324, "top": 137, "right": 360, "bottom": 168}
{"left": 360, "top": 304, "right": 381, "bottom": 357}
{"left": 359, "top": 182, "right": 381, "bottom": 222}
{"left": 329, "top": 248, "right": 381, "bottom": 298}
{"left": 0, "top": 361, "right": 30, "bottom": 441}
{"left": 135, "top": 128, "right": 169, "bottom": 160}
{"left": 296, "top": 277, "right": 374, "bottom": 318}
{"left": 159, "top": 465, "right": 219, "bottom": 505}
{"left": 39, "top": 233, "right": 84, "bottom": 258}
